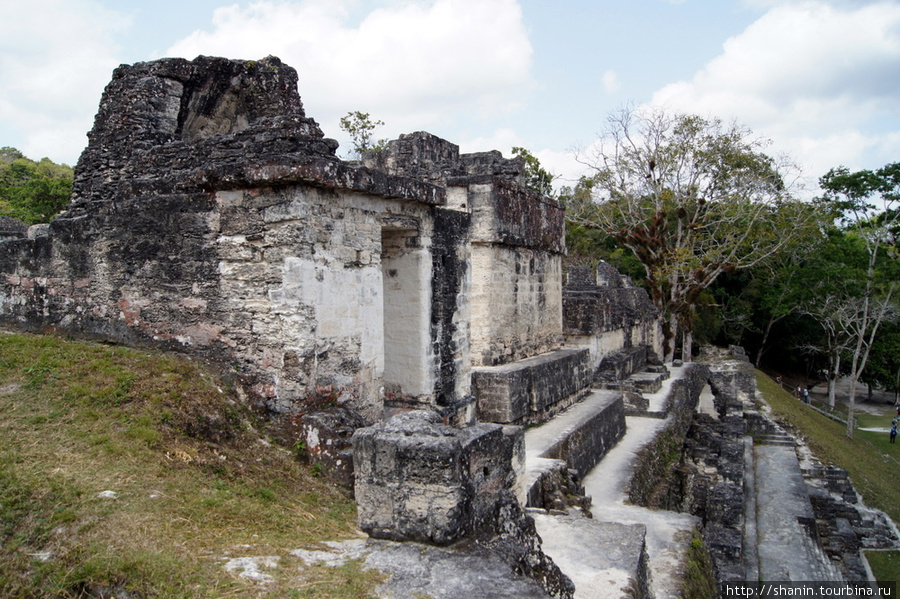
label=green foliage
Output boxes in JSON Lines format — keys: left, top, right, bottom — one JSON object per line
{"left": 338, "top": 111, "right": 387, "bottom": 158}
{"left": 865, "top": 550, "right": 900, "bottom": 587}
{"left": 570, "top": 107, "right": 812, "bottom": 359}
{"left": 0, "top": 149, "right": 73, "bottom": 225}
{"left": 862, "top": 319, "right": 900, "bottom": 396}
{"left": 682, "top": 531, "right": 716, "bottom": 599}
{"left": 511, "top": 146, "right": 555, "bottom": 196}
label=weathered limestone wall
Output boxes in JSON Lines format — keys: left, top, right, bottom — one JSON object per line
{"left": 0, "top": 56, "right": 575, "bottom": 424}
{"left": 468, "top": 181, "right": 565, "bottom": 367}
{"left": 215, "top": 186, "right": 440, "bottom": 415}
{"left": 563, "top": 263, "right": 662, "bottom": 375}
{"left": 469, "top": 245, "right": 563, "bottom": 366}
{"left": 366, "top": 135, "right": 567, "bottom": 369}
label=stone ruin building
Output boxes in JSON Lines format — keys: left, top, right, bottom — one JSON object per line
{"left": 0, "top": 55, "right": 661, "bottom": 427}
{"left": 0, "top": 54, "right": 666, "bottom": 595}
{"left": 5, "top": 55, "right": 892, "bottom": 597}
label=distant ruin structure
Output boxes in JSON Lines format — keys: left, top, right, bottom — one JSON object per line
{"left": 0, "top": 55, "right": 661, "bottom": 427}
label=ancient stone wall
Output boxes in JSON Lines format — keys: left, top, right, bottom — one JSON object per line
{"left": 563, "top": 262, "right": 662, "bottom": 375}
{"left": 627, "top": 363, "right": 708, "bottom": 507}
{"left": 367, "top": 134, "right": 567, "bottom": 368}
{"left": 0, "top": 55, "right": 572, "bottom": 422}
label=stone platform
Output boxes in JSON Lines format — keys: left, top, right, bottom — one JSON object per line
{"left": 532, "top": 515, "right": 649, "bottom": 599}
{"left": 523, "top": 389, "right": 625, "bottom": 483}
{"left": 473, "top": 347, "right": 592, "bottom": 425}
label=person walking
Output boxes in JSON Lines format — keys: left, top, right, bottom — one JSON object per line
{"left": 891, "top": 424, "right": 897, "bottom": 444}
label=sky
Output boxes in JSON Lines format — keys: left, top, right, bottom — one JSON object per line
{"left": 1, "top": 0, "right": 899, "bottom": 195}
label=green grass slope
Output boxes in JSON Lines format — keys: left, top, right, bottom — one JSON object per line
{"left": 0, "top": 331, "right": 378, "bottom": 598}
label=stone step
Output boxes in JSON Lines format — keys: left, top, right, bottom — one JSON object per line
{"left": 524, "top": 390, "right": 625, "bottom": 483}
{"left": 596, "top": 369, "right": 669, "bottom": 394}
{"left": 531, "top": 513, "right": 650, "bottom": 599}
{"left": 754, "top": 434, "right": 795, "bottom": 446}
{"left": 628, "top": 371, "right": 669, "bottom": 394}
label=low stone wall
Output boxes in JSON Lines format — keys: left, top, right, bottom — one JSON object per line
{"left": 682, "top": 412, "right": 747, "bottom": 582}
{"left": 595, "top": 346, "right": 649, "bottom": 385}
{"left": 472, "top": 348, "right": 592, "bottom": 425}
{"left": 627, "top": 363, "right": 708, "bottom": 507}
{"left": 541, "top": 396, "right": 626, "bottom": 479}
{"left": 804, "top": 465, "right": 900, "bottom": 581}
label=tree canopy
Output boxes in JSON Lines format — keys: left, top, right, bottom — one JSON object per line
{"left": 0, "top": 147, "right": 73, "bottom": 225}
{"left": 569, "top": 107, "right": 816, "bottom": 361}
{"left": 815, "top": 162, "right": 900, "bottom": 437}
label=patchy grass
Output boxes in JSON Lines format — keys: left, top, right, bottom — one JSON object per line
{"left": 864, "top": 550, "right": 900, "bottom": 587}
{"left": 0, "top": 331, "right": 374, "bottom": 598}
{"left": 757, "top": 372, "right": 900, "bottom": 584}
{"left": 682, "top": 531, "right": 716, "bottom": 599}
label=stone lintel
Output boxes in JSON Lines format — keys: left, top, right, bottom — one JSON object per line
{"left": 193, "top": 156, "right": 446, "bottom": 205}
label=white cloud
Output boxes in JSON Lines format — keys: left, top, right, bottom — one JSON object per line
{"left": 602, "top": 70, "right": 621, "bottom": 94}
{"left": 650, "top": 0, "right": 900, "bottom": 188}
{"left": 166, "top": 0, "right": 534, "bottom": 153}
{"left": 0, "top": 0, "right": 128, "bottom": 164}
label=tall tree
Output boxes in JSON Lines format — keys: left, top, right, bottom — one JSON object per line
{"left": 819, "top": 162, "right": 900, "bottom": 438}
{"left": 570, "top": 107, "right": 813, "bottom": 361}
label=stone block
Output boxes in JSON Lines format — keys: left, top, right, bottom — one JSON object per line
{"left": 473, "top": 348, "right": 592, "bottom": 425}
{"left": 353, "top": 410, "right": 523, "bottom": 545}
{"left": 298, "top": 406, "right": 369, "bottom": 491}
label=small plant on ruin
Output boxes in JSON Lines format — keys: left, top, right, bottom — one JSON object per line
{"left": 339, "top": 111, "right": 387, "bottom": 158}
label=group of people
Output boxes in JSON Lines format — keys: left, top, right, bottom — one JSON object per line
{"left": 778, "top": 376, "right": 900, "bottom": 445}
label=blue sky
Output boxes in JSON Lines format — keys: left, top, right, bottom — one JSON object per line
{"left": 2, "top": 0, "right": 899, "bottom": 194}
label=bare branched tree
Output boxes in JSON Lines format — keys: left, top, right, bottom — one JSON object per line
{"left": 571, "top": 106, "right": 814, "bottom": 361}
{"left": 819, "top": 163, "right": 900, "bottom": 438}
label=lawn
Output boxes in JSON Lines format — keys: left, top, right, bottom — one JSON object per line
{"left": 0, "top": 330, "right": 377, "bottom": 598}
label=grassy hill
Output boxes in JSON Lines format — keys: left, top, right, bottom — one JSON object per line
{"left": 0, "top": 331, "right": 378, "bottom": 598}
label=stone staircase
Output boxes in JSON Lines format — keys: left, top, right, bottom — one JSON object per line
{"left": 519, "top": 353, "right": 700, "bottom": 599}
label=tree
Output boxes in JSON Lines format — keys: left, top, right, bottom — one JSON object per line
{"left": 819, "top": 162, "right": 900, "bottom": 438}
{"left": 0, "top": 150, "right": 73, "bottom": 224}
{"left": 512, "top": 146, "right": 556, "bottom": 196}
{"left": 714, "top": 241, "right": 822, "bottom": 367}
{"left": 863, "top": 320, "right": 900, "bottom": 403}
{"left": 570, "top": 106, "right": 812, "bottom": 362}
{"left": 339, "top": 111, "right": 387, "bottom": 158}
